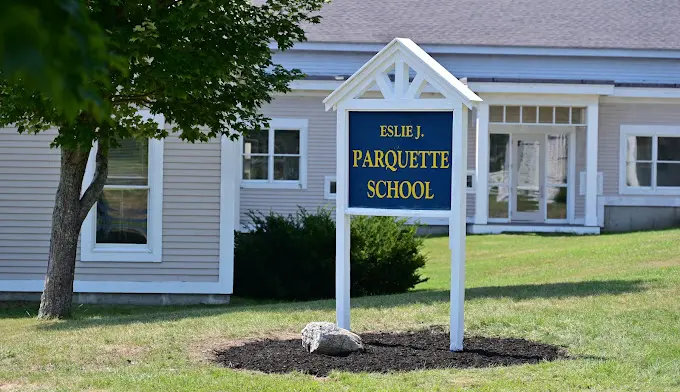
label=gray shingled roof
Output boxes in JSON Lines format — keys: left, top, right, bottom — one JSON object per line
{"left": 304, "top": 0, "right": 680, "bottom": 51}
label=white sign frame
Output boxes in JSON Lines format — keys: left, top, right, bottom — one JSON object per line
{"left": 324, "top": 38, "right": 481, "bottom": 351}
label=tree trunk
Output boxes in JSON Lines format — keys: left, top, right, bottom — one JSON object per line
{"left": 37, "top": 149, "right": 90, "bottom": 319}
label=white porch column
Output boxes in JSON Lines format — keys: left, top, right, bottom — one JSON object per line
{"left": 450, "top": 104, "right": 468, "bottom": 351}
{"left": 585, "top": 102, "right": 599, "bottom": 227}
{"left": 335, "top": 107, "right": 351, "bottom": 330}
{"left": 474, "top": 103, "right": 490, "bottom": 225}
{"left": 219, "top": 135, "right": 241, "bottom": 293}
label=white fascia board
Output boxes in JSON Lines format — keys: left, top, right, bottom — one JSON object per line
{"left": 468, "top": 82, "right": 615, "bottom": 96}
{"left": 272, "top": 42, "right": 680, "bottom": 60}
{"left": 292, "top": 80, "right": 680, "bottom": 101}
{"left": 292, "top": 80, "right": 613, "bottom": 96}
{"left": 611, "top": 87, "right": 680, "bottom": 99}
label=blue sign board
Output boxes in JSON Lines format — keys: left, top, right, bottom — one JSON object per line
{"left": 348, "top": 111, "right": 453, "bottom": 210}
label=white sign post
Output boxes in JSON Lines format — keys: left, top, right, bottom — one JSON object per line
{"left": 324, "top": 38, "right": 481, "bottom": 351}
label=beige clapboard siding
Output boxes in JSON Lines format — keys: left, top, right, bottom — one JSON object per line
{"left": 0, "top": 128, "right": 221, "bottom": 282}
{"left": 0, "top": 128, "right": 59, "bottom": 280}
{"left": 241, "top": 96, "right": 477, "bottom": 224}
{"left": 598, "top": 101, "right": 680, "bottom": 196}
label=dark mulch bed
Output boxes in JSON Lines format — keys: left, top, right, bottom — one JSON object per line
{"left": 214, "top": 327, "right": 568, "bottom": 376}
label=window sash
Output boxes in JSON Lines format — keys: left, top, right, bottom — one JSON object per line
{"left": 81, "top": 137, "right": 163, "bottom": 262}
{"left": 96, "top": 140, "right": 152, "bottom": 246}
{"left": 242, "top": 128, "right": 302, "bottom": 183}
{"left": 624, "top": 133, "right": 680, "bottom": 191}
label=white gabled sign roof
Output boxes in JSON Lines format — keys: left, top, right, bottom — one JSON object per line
{"left": 323, "top": 37, "right": 482, "bottom": 111}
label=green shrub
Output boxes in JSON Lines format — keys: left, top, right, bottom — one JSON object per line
{"left": 234, "top": 208, "right": 427, "bottom": 300}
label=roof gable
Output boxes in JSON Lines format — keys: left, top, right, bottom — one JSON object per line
{"left": 323, "top": 38, "right": 481, "bottom": 111}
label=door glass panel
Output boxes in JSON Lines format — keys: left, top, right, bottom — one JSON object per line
{"left": 516, "top": 189, "right": 541, "bottom": 213}
{"left": 515, "top": 139, "right": 541, "bottom": 213}
{"left": 488, "top": 186, "right": 509, "bottom": 218}
{"left": 546, "top": 187, "right": 568, "bottom": 219}
{"left": 547, "top": 135, "right": 568, "bottom": 185}
{"left": 489, "top": 134, "right": 510, "bottom": 184}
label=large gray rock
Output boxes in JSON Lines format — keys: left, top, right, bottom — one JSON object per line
{"left": 301, "top": 322, "right": 364, "bottom": 356}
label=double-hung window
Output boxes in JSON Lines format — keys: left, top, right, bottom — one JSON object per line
{"left": 81, "top": 137, "right": 164, "bottom": 262}
{"left": 241, "top": 118, "right": 308, "bottom": 189}
{"left": 620, "top": 125, "right": 680, "bottom": 195}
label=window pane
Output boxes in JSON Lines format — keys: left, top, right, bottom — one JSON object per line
{"left": 626, "top": 162, "right": 652, "bottom": 187}
{"left": 555, "top": 107, "right": 570, "bottom": 124}
{"left": 274, "top": 156, "right": 300, "bottom": 180}
{"left": 489, "top": 134, "right": 510, "bottom": 184}
{"left": 546, "top": 187, "right": 568, "bottom": 219}
{"left": 466, "top": 175, "right": 473, "bottom": 189}
{"left": 330, "top": 181, "right": 337, "bottom": 194}
{"left": 657, "top": 163, "right": 680, "bottom": 187}
{"left": 571, "top": 107, "right": 586, "bottom": 124}
{"left": 626, "top": 136, "right": 652, "bottom": 161}
{"left": 539, "top": 107, "right": 554, "bottom": 124}
{"left": 658, "top": 137, "right": 680, "bottom": 161}
{"left": 488, "top": 186, "right": 509, "bottom": 218}
{"left": 489, "top": 106, "right": 504, "bottom": 122}
{"left": 244, "top": 130, "right": 268, "bottom": 154}
{"left": 522, "top": 106, "right": 537, "bottom": 123}
{"left": 516, "top": 189, "right": 540, "bottom": 212}
{"left": 242, "top": 156, "right": 268, "bottom": 180}
{"left": 505, "top": 106, "right": 520, "bottom": 123}
{"left": 274, "top": 129, "right": 300, "bottom": 154}
{"left": 96, "top": 189, "right": 148, "bottom": 244}
{"left": 547, "top": 134, "right": 568, "bottom": 185}
{"left": 108, "top": 139, "right": 148, "bottom": 186}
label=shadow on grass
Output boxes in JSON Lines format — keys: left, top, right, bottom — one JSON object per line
{"left": 2, "top": 279, "right": 647, "bottom": 329}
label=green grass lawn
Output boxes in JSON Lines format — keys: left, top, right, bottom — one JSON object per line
{"left": 2, "top": 230, "right": 680, "bottom": 391}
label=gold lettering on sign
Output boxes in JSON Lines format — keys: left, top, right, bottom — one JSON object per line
{"left": 355, "top": 122, "right": 451, "bottom": 201}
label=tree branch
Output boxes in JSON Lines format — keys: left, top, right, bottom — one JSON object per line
{"left": 111, "top": 91, "right": 157, "bottom": 103}
{"left": 78, "top": 142, "right": 109, "bottom": 224}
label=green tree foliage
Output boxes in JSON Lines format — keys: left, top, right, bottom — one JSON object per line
{"left": 234, "top": 209, "right": 428, "bottom": 300}
{"left": 0, "top": 0, "right": 115, "bottom": 119}
{"left": 0, "top": 0, "right": 325, "bottom": 318}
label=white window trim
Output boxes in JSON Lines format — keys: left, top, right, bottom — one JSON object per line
{"left": 466, "top": 169, "right": 475, "bottom": 194}
{"left": 241, "top": 118, "right": 308, "bottom": 190}
{"left": 324, "top": 175, "right": 337, "bottom": 200}
{"left": 81, "top": 121, "right": 164, "bottom": 262}
{"left": 619, "top": 125, "right": 680, "bottom": 196}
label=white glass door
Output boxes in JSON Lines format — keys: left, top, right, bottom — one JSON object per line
{"left": 512, "top": 135, "right": 544, "bottom": 222}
